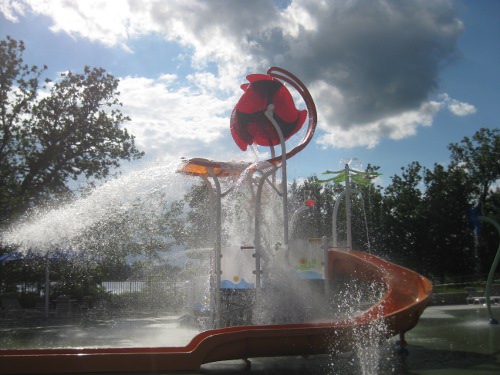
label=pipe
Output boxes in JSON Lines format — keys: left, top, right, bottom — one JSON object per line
{"left": 254, "top": 166, "right": 279, "bottom": 289}
{"left": 332, "top": 188, "right": 360, "bottom": 250}
{"left": 345, "top": 164, "right": 352, "bottom": 251}
{"left": 322, "top": 236, "right": 329, "bottom": 297}
{"left": 478, "top": 215, "right": 500, "bottom": 325}
{"left": 264, "top": 104, "right": 289, "bottom": 252}
{"left": 207, "top": 168, "right": 222, "bottom": 328}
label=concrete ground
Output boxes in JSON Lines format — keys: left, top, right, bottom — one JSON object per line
{"left": 201, "top": 305, "right": 500, "bottom": 375}
{"left": 1, "top": 305, "right": 499, "bottom": 374}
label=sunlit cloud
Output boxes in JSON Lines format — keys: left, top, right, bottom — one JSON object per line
{"left": 1, "top": 0, "right": 476, "bottom": 153}
{"left": 118, "top": 75, "right": 235, "bottom": 159}
{"left": 439, "top": 93, "right": 477, "bottom": 116}
{"left": 317, "top": 100, "right": 443, "bottom": 149}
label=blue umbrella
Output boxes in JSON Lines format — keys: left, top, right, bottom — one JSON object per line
{"left": 0, "top": 253, "right": 21, "bottom": 263}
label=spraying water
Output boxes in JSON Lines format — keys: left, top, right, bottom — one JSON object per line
{"left": 2, "top": 161, "right": 193, "bottom": 253}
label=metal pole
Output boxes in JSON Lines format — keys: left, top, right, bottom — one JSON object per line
{"left": 345, "top": 164, "right": 352, "bottom": 251}
{"left": 332, "top": 191, "right": 344, "bottom": 249}
{"left": 264, "top": 104, "right": 289, "bottom": 252}
{"left": 322, "top": 236, "right": 329, "bottom": 296}
{"left": 201, "top": 176, "right": 217, "bottom": 245}
{"left": 254, "top": 167, "right": 278, "bottom": 289}
{"left": 332, "top": 189, "right": 359, "bottom": 251}
{"left": 44, "top": 257, "right": 49, "bottom": 319}
{"left": 207, "top": 168, "right": 222, "bottom": 328}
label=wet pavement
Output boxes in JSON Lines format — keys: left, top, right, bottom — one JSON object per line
{"left": 1, "top": 305, "right": 499, "bottom": 374}
{"left": 185, "top": 305, "right": 500, "bottom": 374}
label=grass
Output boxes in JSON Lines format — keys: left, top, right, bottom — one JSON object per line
{"left": 433, "top": 278, "right": 500, "bottom": 294}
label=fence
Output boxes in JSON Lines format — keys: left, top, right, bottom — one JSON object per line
{"left": 101, "top": 281, "right": 148, "bottom": 294}
{"left": 98, "top": 280, "right": 187, "bottom": 311}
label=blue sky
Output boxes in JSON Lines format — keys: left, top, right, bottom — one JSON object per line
{"left": 1, "top": 0, "right": 498, "bottom": 187}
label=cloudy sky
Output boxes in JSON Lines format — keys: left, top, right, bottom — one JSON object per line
{"left": 1, "top": 0, "right": 498, "bottom": 186}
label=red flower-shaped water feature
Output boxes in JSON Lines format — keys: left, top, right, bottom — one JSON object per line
{"left": 230, "top": 74, "right": 308, "bottom": 151}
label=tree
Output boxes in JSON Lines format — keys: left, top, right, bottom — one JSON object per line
{"left": 423, "top": 164, "right": 476, "bottom": 279}
{"left": 448, "top": 128, "right": 500, "bottom": 275}
{"left": 289, "top": 176, "right": 334, "bottom": 240}
{"left": 480, "top": 188, "right": 500, "bottom": 272}
{"left": 382, "top": 162, "right": 426, "bottom": 271}
{"left": 0, "top": 36, "right": 144, "bottom": 225}
{"left": 181, "top": 183, "right": 212, "bottom": 249}
{"left": 448, "top": 128, "right": 500, "bottom": 213}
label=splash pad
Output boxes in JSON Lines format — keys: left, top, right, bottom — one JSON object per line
{"left": 0, "top": 67, "right": 432, "bottom": 373}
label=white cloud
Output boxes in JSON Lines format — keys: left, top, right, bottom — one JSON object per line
{"left": 317, "top": 100, "right": 442, "bottom": 149}
{"left": 446, "top": 99, "right": 477, "bottom": 117}
{"left": 15, "top": 0, "right": 158, "bottom": 51}
{"left": 118, "top": 75, "right": 235, "bottom": 159}
{"left": 448, "top": 100, "right": 476, "bottom": 116}
{"left": 1, "top": 0, "right": 472, "bottom": 152}
{"left": 437, "top": 93, "right": 477, "bottom": 116}
{"left": 0, "top": 0, "right": 26, "bottom": 21}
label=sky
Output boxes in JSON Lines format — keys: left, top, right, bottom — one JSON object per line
{"left": 1, "top": 0, "right": 498, "bottom": 188}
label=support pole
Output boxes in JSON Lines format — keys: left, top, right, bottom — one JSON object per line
{"left": 44, "top": 257, "right": 50, "bottom": 319}
{"left": 322, "top": 236, "right": 329, "bottom": 297}
{"left": 478, "top": 215, "right": 500, "bottom": 325}
{"left": 265, "top": 104, "right": 289, "bottom": 253}
{"left": 345, "top": 163, "right": 352, "bottom": 251}
{"left": 332, "top": 189, "right": 359, "bottom": 251}
{"left": 207, "top": 169, "right": 222, "bottom": 328}
{"left": 254, "top": 167, "right": 278, "bottom": 289}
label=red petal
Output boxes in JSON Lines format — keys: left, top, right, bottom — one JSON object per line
{"left": 288, "top": 109, "right": 308, "bottom": 139}
{"left": 246, "top": 74, "right": 273, "bottom": 83}
{"left": 272, "top": 85, "right": 300, "bottom": 123}
{"left": 235, "top": 86, "right": 268, "bottom": 113}
{"left": 248, "top": 122, "right": 280, "bottom": 147}
{"left": 230, "top": 108, "right": 252, "bottom": 151}
{"left": 231, "top": 126, "right": 248, "bottom": 151}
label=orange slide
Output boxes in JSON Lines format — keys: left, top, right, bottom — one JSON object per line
{"left": 0, "top": 250, "right": 432, "bottom": 374}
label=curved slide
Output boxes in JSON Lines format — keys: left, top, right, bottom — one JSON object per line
{"left": 0, "top": 250, "right": 432, "bottom": 374}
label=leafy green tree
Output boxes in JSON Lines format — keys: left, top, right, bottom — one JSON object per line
{"left": 448, "top": 128, "right": 500, "bottom": 213}
{"left": 382, "top": 162, "right": 426, "bottom": 271}
{"left": 448, "top": 128, "right": 500, "bottom": 275}
{"left": 422, "top": 164, "right": 476, "bottom": 280}
{"left": 289, "top": 176, "right": 335, "bottom": 240}
{"left": 480, "top": 188, "right": 500, "bottom": 272}
{"left": 0, "top": 36, "right": 144, "bottom": 225}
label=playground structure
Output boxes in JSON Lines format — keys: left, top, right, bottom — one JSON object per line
{"left": 0, "top": 67, "right": 432, "bottom": 374}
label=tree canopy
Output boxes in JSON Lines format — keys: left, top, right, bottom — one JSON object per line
{"left": 0, "top": 36, "right": 144, "bottom": 225}
{"left": 290, "top": 130, "right": 499, "bottom": 282}
{"left": 448, "top": 127, "right": 500, "bottom": 212}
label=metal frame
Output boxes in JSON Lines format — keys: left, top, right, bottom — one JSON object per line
{"left": 176, "top": 66, "right": 317, "bottom": 327}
